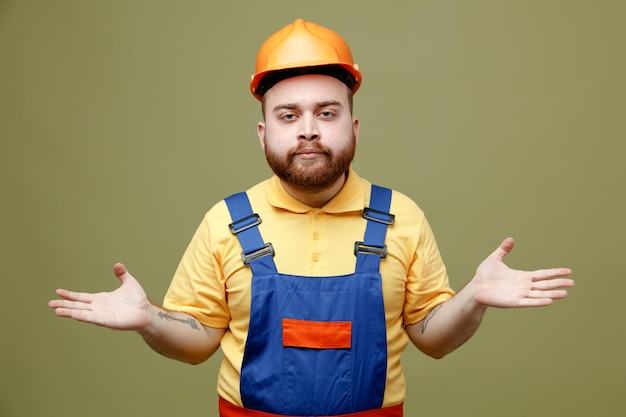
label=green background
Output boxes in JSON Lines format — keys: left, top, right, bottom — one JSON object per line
{"left": 1, "top": 1, "right": 624, "bottom": 416}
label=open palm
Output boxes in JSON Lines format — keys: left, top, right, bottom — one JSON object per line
{"left": 49, "top": 263, "right": 150, "bottom": 330}
{"left": 472, "top": 238, "right": 574, "bottom": 308}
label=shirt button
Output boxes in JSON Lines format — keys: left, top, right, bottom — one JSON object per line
{"left": 313, "top": 233, "right": 320, "bottom": 240}
{"left": 312, "top": 254, "right": 319, "bottom": 262}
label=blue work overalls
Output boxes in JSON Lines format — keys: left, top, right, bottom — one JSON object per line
{"left": 224, "top": 185, "right": 395, "bottom": 416}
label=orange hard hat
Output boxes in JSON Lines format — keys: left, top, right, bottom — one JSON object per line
{"left": 250, "top": 19, "right": 362, "bottom": 101}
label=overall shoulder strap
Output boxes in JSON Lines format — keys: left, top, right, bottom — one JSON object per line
{"left": 224, "top": 192, "right": 277, "bottom": 275}
{"left": 355, "top": 185, "right": 394, "bottom": 274}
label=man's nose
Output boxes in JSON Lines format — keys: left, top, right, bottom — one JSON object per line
{"left": 298, "top": 114, "right": 320, "bottom": 141}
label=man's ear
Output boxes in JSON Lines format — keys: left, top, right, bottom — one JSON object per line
{"left": 257, "top": 121, "right": 266, "bottom": 151}
{"left": 353, "top": 117, "right": 360, "bottom": 145}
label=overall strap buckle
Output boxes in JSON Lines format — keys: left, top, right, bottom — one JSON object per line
{"left": 225, "top": 192, "right": 277, "bottom": 274}
{"left": 355, "top": 185, "right": 394, "bottom": 273}
{"left": 354, "top": 241, "right": 387, "bottom": 258}
{"left": 229, "top": 213, "right": 262, "bottom": 234}
{"left": 242, "top": 242, "right": 275, "bottom": 265}
{"left": 362, "top": 207, "right": 395, "bottom": 225}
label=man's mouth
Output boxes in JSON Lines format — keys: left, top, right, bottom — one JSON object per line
{"left": 294, "top": 147, "right": 327, "bottom": 159}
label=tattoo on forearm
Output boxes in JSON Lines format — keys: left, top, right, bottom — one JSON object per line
{"left": 421, "top": 304, "right": 442, "bottom": 334}
{"left": 158, "top": 311, "right": 200, "bottom": 330}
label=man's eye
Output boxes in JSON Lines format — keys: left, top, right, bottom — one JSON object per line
{"left": 320, "top": 111, "right": 334, "bottom": 118}
{"left": 282, "top": 114, "right": 296, "bottom": 120}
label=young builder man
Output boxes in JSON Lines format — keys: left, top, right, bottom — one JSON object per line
{"left": 49, "top": 19, "right": 574, "bottom": 416}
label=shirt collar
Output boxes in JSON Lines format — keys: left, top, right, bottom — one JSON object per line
{"left": 266, "top": 166, "right": 367, "bottom": 214}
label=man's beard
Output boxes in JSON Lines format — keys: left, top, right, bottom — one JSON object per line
{"left": 264, "top": 134, "right": 356, "bottom": 189}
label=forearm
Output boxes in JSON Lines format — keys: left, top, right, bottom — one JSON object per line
{"left": 139, "top": 304, "right": 225, "bottom": 365}
{"left": 406, "top": 281, "right": 486, "bottom": 359}
{"left": 406, "top": 238, "right": 575, "bottom": 358}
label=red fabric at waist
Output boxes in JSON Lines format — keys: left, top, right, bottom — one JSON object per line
{"left": 219, "top": 397, "right": 403, "bottom": 417}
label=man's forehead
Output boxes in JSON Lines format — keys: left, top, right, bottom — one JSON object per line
{"left": 264, "top": 74, "right": 350, "bottom": 106}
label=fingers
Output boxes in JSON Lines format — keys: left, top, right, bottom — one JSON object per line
{"left": 48, "top": 291, "right": 93, "bottom": 314}
{"left": 48, "top": 287, "right": 94, "bottom": 321}
{"left": 530, "top": 281, "right": 572, "bottom": 299}
{"left": 50, "top": 264, "right": 128, "bottom": 304}
{"left": 520, "top": 277, "right": 572, "bottom": 308}
{"left": 48, "top": 297, "right": 94, "bottom": 324}
{"left": 527, "top": 269, "right": 574, "bottom": 304}
{"left": 516, "top": 287, "right": 570, "bottom": 307}
{"left": 48, "top": 297, "right": 91, "bottom": 310}
{"left": 518, "top": 298, "right": 555, "bottom": 308}
{"left": 532, "top": 267, "right": 573, "bottom": 280}
{"left": 531, "top": 276, "right": 575, "bottom": 290}
{"left": 52, "top": 307, "right": 98, "bottom": 324}
{"left": 518, "top": 288, "right": 570, "bottom": 307}
{"left": 48, "top": 291, "right": 104, "bottom": 325}
{"left": 528, "top": 289, "right": 570, "bottom": 300}
{"left": 531, "top": 269, "right": 575, "bottom": 296}
{"left": 53, "top": 288, "right": 94, "bottom": 303}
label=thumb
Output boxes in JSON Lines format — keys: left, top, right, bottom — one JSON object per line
{"left": 113, "top": 263, "right": 141, "bottom": 289}
{"left": 491, "top": 237, "right": 515, "bottom": 261}
{"left": 113, "top": 262, "right": 129, "bottom": 280}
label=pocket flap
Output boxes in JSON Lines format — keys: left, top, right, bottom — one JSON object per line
{"left": 282, "top": 318, "right": 352, "bottom": 349}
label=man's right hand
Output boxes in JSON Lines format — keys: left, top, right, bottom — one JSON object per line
{"left": 48, "top": 263, "right": 150, "bottom": 331}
